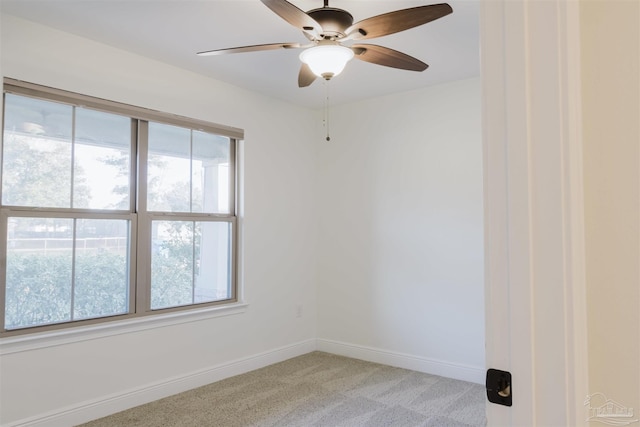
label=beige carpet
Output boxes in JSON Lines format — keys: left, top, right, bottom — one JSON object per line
{"left": 78, "top": 352, "right": 486, "bottom": 427}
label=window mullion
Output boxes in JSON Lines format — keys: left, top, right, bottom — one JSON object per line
{"left": 70, "top": 218, "right": 77, "bottom": 321}
{"left": 130, "top": 119, "right": 139, "bottom": 214}
{"left": 70, "top": 106, "right": 76, "bottom": 209}
{"left": 0, "top": 210, "right": 8, "bottom": 332}
{"left": 135, "top": 120, "right": 150, "bottom": 314}
{"left": 128, "top": 119, "right": 139, "bottom": 316}
{"left": 230, "top": 219, "right": 236, "bottom": 300}
{"left": 229, "top": 139, "right": 236, "bottom": 215}
{"left": 192, "top": 222, "right": 196, "bottom": 304}
{"left": 189, "top": 131, "right": 193, "bottom": 213}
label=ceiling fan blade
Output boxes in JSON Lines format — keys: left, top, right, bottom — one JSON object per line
{"left": 352, "top": 44, "right": 428, "bottom": 71}
{"left": 344, "top": 3, "right": 453, "bottom": 41}
{"left": 197, "top": 42, "right": 302, "bottom": 56}
{"left": 298, "top": 63, "right": 317, "bottom": 87}
{"left": 261, "top": 0, "right": 323, "bottom": 39}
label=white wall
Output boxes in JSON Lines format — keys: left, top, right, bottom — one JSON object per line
{"left": 581, "top": 0, "right": 640, "bottom": 414}
{"left": 315, "top": 78, "right": 485, "bottom": 382}
{"left": 0, "top": 15, "right": 318, "bottom": 426}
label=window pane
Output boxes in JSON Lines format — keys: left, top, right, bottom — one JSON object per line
{"left": 192, "top": 132, "right": 231, "bottom": 214}
{"left": 150, "top": 220, "right": 232, "bottom": 309}
{"left": 147, "top": 123, "right": 191, "bottom": 212}
{"left": 2, "top": 94, "right": 72, "bottom": 208}
{"left": 74, "top": 108, "right": 131, "bottom": 210}
{"left": 194, "top": 221, "right": 231, "bottom": 302}
{"left": 74, "top": 219, "right": 129, "bottom": 320}
{"left": 4, "top": 217, "right": 130, "bottom": 329}
{"left": 151, "top": 220, "right": 194, "bottom": 309}
{"left": 5, "top": 217, "right": 73, "bottom": 329}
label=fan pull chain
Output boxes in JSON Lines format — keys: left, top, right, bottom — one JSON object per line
{"left": 324, "top": 79, "right": 331, "bottom": 142}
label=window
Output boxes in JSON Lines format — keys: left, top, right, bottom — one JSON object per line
{"left": 0, "top": 80, "right": 242, "bottom": 336}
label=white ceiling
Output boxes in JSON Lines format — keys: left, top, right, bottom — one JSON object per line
{"left": 1, "top": 0, "right": 480, "bottom": 109}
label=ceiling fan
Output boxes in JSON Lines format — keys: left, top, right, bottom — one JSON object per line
{"left": 197, "top": 0, "right": 453, "bottom": 88}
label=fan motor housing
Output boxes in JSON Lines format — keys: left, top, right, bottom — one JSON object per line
{"left": 307, "top": 7, "right": 354, "bottom": 39}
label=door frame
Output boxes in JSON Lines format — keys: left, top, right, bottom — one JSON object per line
{"left": 481, "top": 1, "right": 589, "bottom": 425}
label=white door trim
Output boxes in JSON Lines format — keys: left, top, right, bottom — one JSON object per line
{"left": 481, "top": 1, "right": 589, "bottom": 425}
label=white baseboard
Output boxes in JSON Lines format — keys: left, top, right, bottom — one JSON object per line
{"left": 316, "top": 338, "right": 485, "bottom": 385}
{"left": 6, "top": 339, "right": 316, "bottom": 427}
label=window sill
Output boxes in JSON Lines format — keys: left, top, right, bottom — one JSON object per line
{"left": 0, "top": 302, "right": 249, "bottom": 355}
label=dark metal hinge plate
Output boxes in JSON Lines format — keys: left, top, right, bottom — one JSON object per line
{"left": 486, "top": 368, "right": 512, "bottom": 407}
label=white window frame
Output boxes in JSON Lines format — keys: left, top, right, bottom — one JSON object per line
{"left": 0, "top": 79, "right": 244, "bottom": 338}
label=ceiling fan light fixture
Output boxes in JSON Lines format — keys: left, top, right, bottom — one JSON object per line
{"left": 299, "top": 45, "right": 354, "bottom": 79}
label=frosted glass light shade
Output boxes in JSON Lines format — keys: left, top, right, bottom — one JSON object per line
{"left": 299, "top": 45, "right": 354, "bottom": 79}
